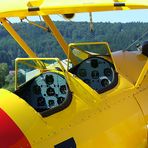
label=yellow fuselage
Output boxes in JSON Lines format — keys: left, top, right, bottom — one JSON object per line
{"left": 0, "top": 50, "right": 147, "bottom": 147}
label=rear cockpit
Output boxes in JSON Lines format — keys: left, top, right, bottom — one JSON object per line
{"left": 68, "top": 42, "right": 118, "bottom": 93}
{"left": 69, "top": 56, "right": 117, "bottom": 93}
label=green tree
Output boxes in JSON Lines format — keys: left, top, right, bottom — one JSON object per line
{"left": 0, "top": 63, "right": 9, "bottom": 87}
{"left": 4, "top": 74, "right": 15, "bottom": 92}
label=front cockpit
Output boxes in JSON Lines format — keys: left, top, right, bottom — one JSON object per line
{"left": 14, "top": 58, "right": 72, "bottom": 117}
{"left": 15, "top": 70, "right": 72, "bottom": 117}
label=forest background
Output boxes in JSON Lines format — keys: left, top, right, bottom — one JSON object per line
{"left": 0, "top": 21, "right": 148, "bottom": 91}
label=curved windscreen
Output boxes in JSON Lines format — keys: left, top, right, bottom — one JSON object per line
{"left": 68, "top": 42, "right": 113, "bottom": 68}
{"left": 68, "top": 42, "right": 118, "bottom": 93}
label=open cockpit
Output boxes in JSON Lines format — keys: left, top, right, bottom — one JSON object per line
{"left": 14, "top": 42, "right": 118, "bottom": 117}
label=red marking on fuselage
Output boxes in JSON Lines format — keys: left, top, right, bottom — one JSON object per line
{"left": 0, "top": 108, "right": 31, "bottom": 148}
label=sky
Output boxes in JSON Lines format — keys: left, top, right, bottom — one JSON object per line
{"left": 52, "top": 9, "right": 148, "bottom": 23}
{"left": 9, "top": 9, "right": 148, "bottom": 23}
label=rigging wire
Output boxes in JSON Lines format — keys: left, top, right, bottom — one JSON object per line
{"left": 6, "top": 18, "right": 47, "bottom": 69}
{"left": 25, "top": 17, "right": 49, "bottom": 31}
{"left": 125, "top": 29, "right": 148, "bottom": 51}
{"left": 89, "top": 12, "right": 94, "bottom": 32}
{"left": 39, "top": 16, "right": 42, "bottom": 22}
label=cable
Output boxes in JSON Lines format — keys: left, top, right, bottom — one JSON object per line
{"left": 125, "top": 29, "right": 148, "bottom": 51}
{"left": 89, "top": 12, "right": 94, "bottom": 32}
{"left": 25, "top": 18, "right": 48, "bottom": 31}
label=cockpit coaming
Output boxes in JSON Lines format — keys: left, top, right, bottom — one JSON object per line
{"left": 14, "top": 42, "right": 118, "bottom": 117}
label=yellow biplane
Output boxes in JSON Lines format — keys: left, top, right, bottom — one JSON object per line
{"left": 0, "top": 0, "right": 148, "bottom": 147}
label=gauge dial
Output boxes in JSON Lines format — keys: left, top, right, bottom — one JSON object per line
{"left": 101, "top": 79, "right": 109, "bottom": 87}
{"left": 104, "top": 68, "right": 112, "bottom": 77}
{"left": 45, "top": 75, "right": 54, "bottom": 85}
{"left": 37, "top": 97, "right": 45, "bottom": 106}
{"left": 46, "top": 87, "right": 55, "bottom": 96}
{"left": 48, "top": 100, "right": 55, "bottom": 108}
{"left": 60, "top": 85, "right": 67, "bottom": 94}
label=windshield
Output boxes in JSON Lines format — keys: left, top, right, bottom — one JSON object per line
{"left": 15, "top": 58, "right": 65, "bottom": 89}
{"left": 68, "top": 42, "right": 113, "bottom": 68}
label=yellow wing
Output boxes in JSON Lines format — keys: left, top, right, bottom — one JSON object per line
{"left": 0, "top": 0, "right": 148, "bottom": 18}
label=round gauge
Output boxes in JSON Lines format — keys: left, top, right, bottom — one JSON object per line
{"left": 101, "top": 79, "right": 109, "bottom": 87}
{"left": 37, "top": 97, "right": 45, "bottom": 106}
{"left": 33, "top": 85, "right": 41, "bottom": 95}
{"left": 46, "top": 87, "right": 55, "bottom": 96}
{"left": 91, "top": 59, "right": 98, "bottom": 68}
{"left": 91, "top": 70, "right": 99, "bottom": 79}
{"left": 78, "top": 69, "right": 87, "bottom": 77}
{"left": 57, "top": 97, "right": 65, "bottom": 105}
{"left": 60, "top": 85, "right": 67, "bottom": 94}
{"left": 45, "top": 75, "right": 54, "bottom": 85}
{"left": 48, "top": 100, "right": 55, "bottom": 108}
{"left": 104, "top": 68, "right": 112, "bottom": 77}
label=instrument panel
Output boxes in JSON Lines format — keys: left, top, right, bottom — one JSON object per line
{"left": 70, "top": 57, "right": 117, "bottom": 92}
{"left": 28, "top": 72, "right": 70, "bottom": 110}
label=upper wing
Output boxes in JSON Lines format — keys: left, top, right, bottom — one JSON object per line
{"left": 0, "top": 0, "right": 148, "bottom": 18}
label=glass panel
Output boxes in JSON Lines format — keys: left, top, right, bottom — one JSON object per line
{"left": 16, "top": 58, "right": 64, "bottom": 88}
{"left": 68, "top": 42, "right": 117, "bottom": 93}
{"left": 68, "top": 42, "right": 111, "bottom": 68}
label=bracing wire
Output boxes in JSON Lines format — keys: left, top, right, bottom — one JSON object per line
{"left": 125, "top": 29, "right": 148, "bottom": 51}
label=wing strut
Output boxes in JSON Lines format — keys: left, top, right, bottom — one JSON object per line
{"left": 135, "top": 60, "right": 148, "bottom": 87}
{"left": 0, "top": 18, "right": 46, "bottom": 69}
{"left": 42, "top": 15, "right": 78, "bottom": 65}
{"left": 42, "top": 16, "right": 69, "bottom": 56}
{"left": 0, "top": 18, "right": 37, "bottom": 58}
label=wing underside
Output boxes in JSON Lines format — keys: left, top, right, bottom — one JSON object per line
{"left": 0, "top": 0, "right": 148, "bottom": 18}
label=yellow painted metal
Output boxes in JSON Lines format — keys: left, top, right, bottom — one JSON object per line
{"left": 25, "top": 18, "right": 48, "bottom": 31}
{"left": 15, "top": 57, "right": 66, "bottom": 89}
{"left": 0, "top": 15, "right": 147, "bottom": 148}
{"left": 30, "top": 72, "right": 148, "bottom": 147}
{"left": 15, "top": 59, "right": 18, "bottom": 90}
{"left": 135, "top": 72, "right": 148, "bottom": 122}
{"left": 112, "top": 51, "right": 148, "bottom": 85}
{"left": 0, "top": 0, "right": 148, "bottom": 18}
{"left": 0, "top": 1, "right": 147, "bottom": 147}
{"left": 0, "top": 18, "right": 48, "bottom": 71}
{"left": 0, "top": 68, "right": 147, "bottom": 147}
{"left": 135, "top": 60, "right": 148, "bottom": 87}
{"left": 42, "top": 15, "right": 78, "bottom": 65}
{"left": 27, "top": 0, "right": 44, "bottom": 7}
{"left": 0, "top": 89, "right": 51, "bottom": 147}
{"left": 68, "top": 42, "right": 118, "bottom": 71}
{"left": 42, "top": 15, "right": 69, "bottom": 56}
{"left": 0, "top": 18, "right": 37, "bottom": 58}
{"left": 15, "top": 57, "right": 65, "bottom": 69}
